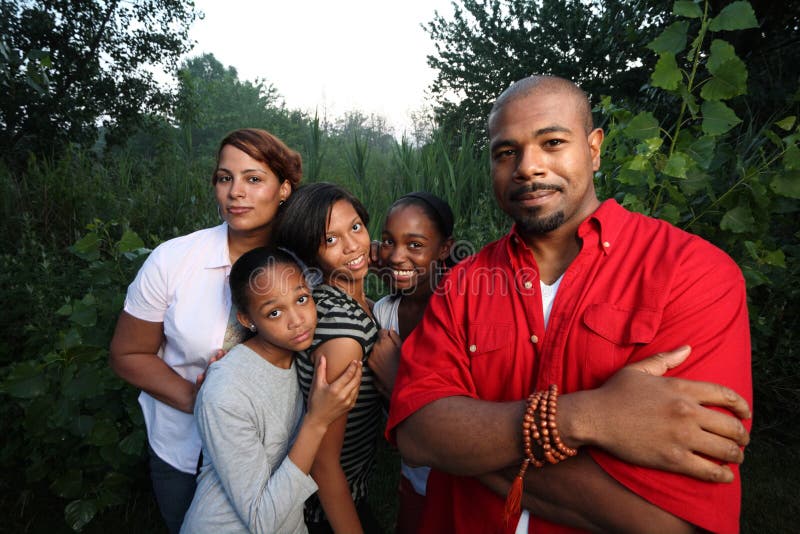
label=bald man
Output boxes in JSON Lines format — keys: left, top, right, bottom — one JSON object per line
{"left": 386, "top": 76, "right": 752, "bottom": 534}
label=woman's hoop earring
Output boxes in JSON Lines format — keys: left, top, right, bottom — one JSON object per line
{"left": 217, "top": 204, "right": 224, "bottom": 220}
{"left": 279, "top": 199, "right": 285, "bottom": 206}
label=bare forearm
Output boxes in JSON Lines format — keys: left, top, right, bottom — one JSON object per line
{"left": 398, "top": 348, "right": 750, "bottom": 482}
{"left": 109, "top": 312, "right": 196, "bottom": 412}
{"left": 311, "top": 459, "right": 362, "bottom": 533}
{"left": 287, "top": 417, "right": 328, "bottom": 474}
{"left": 481, "top": 453, "right": 692, "bottom": 533}
{"left": 477, "top": 472, "right": 596, "bottom": 531}
{"left": 396, "top": 396, "right": 526, "bottom": 475}
{"left": 109, "top": 353, "right": 195, "bottom": 413}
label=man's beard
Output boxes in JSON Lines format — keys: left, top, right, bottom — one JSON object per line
{"left": 515, "top": 207, "right": 565, "bottom": 234}
{"left": 507, "top": 183, "right": 566, "bottom": 234}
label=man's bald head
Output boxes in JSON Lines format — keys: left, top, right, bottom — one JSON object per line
{"left": 488, "top": 76, "right": 594, "bottom": 134}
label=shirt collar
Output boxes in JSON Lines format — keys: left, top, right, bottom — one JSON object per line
{"left": 505, "top": 198, "right": 627, "bottom": 261}
{"left": 204, "top": 223, "right": 232, "bottom": 269}
{"left": 577, "top": 199, "right": 626, "bottom": 256}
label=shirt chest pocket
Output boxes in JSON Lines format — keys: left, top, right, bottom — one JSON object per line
{"left": 467, "top": 323, "right": 513, "bottom": 398}
{"left": 580, "top": 304, "right": 661, "bottom": 384}
{"left": 467, "top": 322, "right": 513, "bottom": 356}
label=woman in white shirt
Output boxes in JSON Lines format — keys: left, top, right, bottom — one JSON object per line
{"left": 109, "top": 128, "right": 302, "bottom": 534}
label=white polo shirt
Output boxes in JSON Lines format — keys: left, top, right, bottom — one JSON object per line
{"left": 124, "top": 223, "right": 234, "bottom": 474}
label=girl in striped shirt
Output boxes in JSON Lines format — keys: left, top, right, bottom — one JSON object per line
{"left": 275, "top": 183, "right": 389, "bottom": 534}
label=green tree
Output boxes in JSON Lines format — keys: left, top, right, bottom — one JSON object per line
{"left": 0, "top": 0, "right": 198, "bottom": 168}
{"left": 425, "top": 0, "right": 670, "bottom": 136}
{"left": 173, "top": 53, "right": 312, "bottom": 159}
{"left": 597, "top": 0, "right": 799, "bottom": 443}
{"left": 706, "top": 0, "right": 800, "bottom": 120}
{"left": 175, "top": 53, "right": 281, "bottom": 155}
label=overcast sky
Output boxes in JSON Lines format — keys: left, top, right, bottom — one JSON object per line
{"left": 187, "top": 0, "right": 455, "bottom": 134}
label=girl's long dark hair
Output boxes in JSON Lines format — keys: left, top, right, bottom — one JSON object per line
{"left": 273, "top": 182, "right": 369, "bottom": 270}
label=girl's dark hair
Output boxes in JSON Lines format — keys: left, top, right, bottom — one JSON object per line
{"left": 212, "top": 128, "right": 302, "bottom": 190}
{"left": 389, "top": 192, "right": 454, "bottom": 240}
{"left": 273, "top": 182, "right": 369, "bottom": 270}
{"left": 229, "top": 247, "right": 303, "bottom": 312}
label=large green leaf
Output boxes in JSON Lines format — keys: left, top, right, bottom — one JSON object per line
{"left": 116, "top": 229, "right": 145, "bottom": 254}
{"left": 618, "top": 163, "right": 650, "bottom": 186}
{"left": 88, "top": 419, "right": 120, "bottom": 446}
{"left": 1, "top": 361, "right": 47, "bottom": 399}
{"left": 635, "top": 137, "right": 664, "bottom": 156}
{"left": 743, "top": 240, "right": 760, "bottom": 260}
{"left": 63, "top": 367, "right": 104, "bottom": 400}
{"left": 61, "top": 327, "right": 82, "bottom": 350}
{"left": 51, "top": 468, "right": 83, "bottom": 499}
{"left": 764, "top": 130, "right": 784, "bottom": 148}
{"left": 657, "top": 204, "right": 682, "bottom": 224}
{"left": 708, "top": 1, "right": 759, "bottom": 31}
{"left": 720, "top": 205, "right": 754, "bottom": 233}
{"left": 621, "top": 193, "right": 647, "bottom": 214}
{"left": 680, "top": 168, "right": 711, "bottom": 195}
{"left": 651, "top": 52, "right": 682, "bottom": 90}
{"left": 770, "top": 171, "right": 800, "bottom": 199}
{"left": 741, "top": 265, "right": 771, "bottom": 288}
{"left": 701, "top": 101, "right": 742, "bottom": 135}
{"left": 784, "top": 143, "right": 800, "bottom": 170}
{"left": 119, "top": 429, "right": 146, "bottom": 456}
{"left": 700, "top": 59, "right": 748, "bottom": 101}
{"left": 65, "top": 499, "right": 98, "bottom": 532}
{"left": 628, "top": 155, "right": 652, "bottom": 171}
{"left": 775, "top": 116, "right": 796, "bottom": 131}
{"left": 673, "top": 1, "right": 703, "bottom": 18}
{"left": 686, "top": 136, "right": 716, "bottom": 169}
{"left": 707, "top": 39, "right": 737, "bottom": 72}
{"left": 647, "top": 21, "right": 690, "bottom": 54}
{"left": 663, "top": 152, "right": 690, "bottom": 178}
{"left": 625, "top": 112, "right": 660, "bottom": 140}
{"left": 69, "top": 294, "right": 97, "bottom": 328}
{"left": 70, "top": 232, "right": 101, "bottom": 261}
{"left": 763, "top": 249, "right": 786, "bottom": 268}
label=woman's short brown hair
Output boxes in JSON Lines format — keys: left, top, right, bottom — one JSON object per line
{"left": 212, "top": 128, "right": 302, "bottom": 189}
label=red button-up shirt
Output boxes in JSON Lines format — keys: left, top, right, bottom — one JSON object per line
{"left": 386, "top": 199, "right": 752, "bottom": 534}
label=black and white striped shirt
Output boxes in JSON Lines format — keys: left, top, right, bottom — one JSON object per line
{"left": 297, "top": 284, "right": 382, "bottom": 524}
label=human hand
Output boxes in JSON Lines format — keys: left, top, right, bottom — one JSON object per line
{"left": 307, "top": 355, "right": 362, "bottom": 427}
{"left": 563, "top": 345, "right": 751, "bottom": 483}
{"left": 195, "top": 349, "right": 227, "bottom": 388}
{"left": 369, "top": 329, "right": 402, "bottom": 397}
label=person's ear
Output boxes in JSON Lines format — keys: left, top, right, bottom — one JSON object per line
{"left": 236, "top": 310, "right": 255, "bottom": 332}
{"left": 588, "top": 128, "right": 604, "bottom": 171}
{"left": 279, "top": 180, "right": 292, "bottom": 204}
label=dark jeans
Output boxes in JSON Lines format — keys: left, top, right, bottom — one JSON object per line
{"left": 306, "top": 500, "right": 385, "bottom": 534}
{"left": 148, "top": 443, "right": 197, "bottom": 534}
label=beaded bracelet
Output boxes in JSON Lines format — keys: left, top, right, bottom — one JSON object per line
{"left": 503, "top": 384, "right": 578, "bottom": 526}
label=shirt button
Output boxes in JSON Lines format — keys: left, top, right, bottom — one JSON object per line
{"left": 523, "top": 281, "right": 533, "bottom": 289}
{"left": 469, "top": 344, "right": 477, "bottom": 353}
{"left": 603, "top": 241, "right": 611, "bottom": 248}
{"left": 530, "top": 335, "right": 539, "bottom": 344}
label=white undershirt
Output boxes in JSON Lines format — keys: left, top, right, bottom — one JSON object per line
{"left": 516, "top": 273, "right": 565, "bottom": 534}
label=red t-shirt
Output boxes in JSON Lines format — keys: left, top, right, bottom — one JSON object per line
{"left": 386, "top": 200, "right": 752, "bottom": 534}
